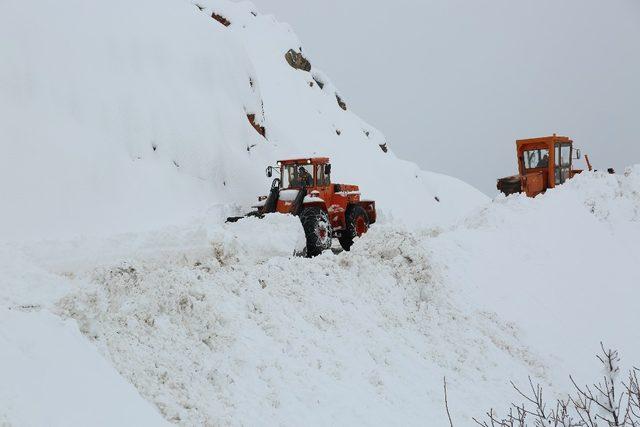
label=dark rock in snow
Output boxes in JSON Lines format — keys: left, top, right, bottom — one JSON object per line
{"left": 284, "top": 49, "right": 311, "bottom": 72}
{"left": 211, "top": 12, "right": 230, "bottom": 27}
{"left": 247, "top": 114, "right": 266, "bottom": 137}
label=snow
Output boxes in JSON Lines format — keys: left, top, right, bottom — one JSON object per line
{"left": 303, "top": 195, "right": 325, "bottom": 203}
{"left": 0, "top": 309, "right": 169, "bottom": 427}
{"left": 0, "top": 245, "right": 168, "bottom": 425}
{"left": 278, "top": 189, "right": 300, "bottom": 202}
{"left": 429, "top": 168, "right": 640, "bottom": 381}
{"left": 0, "top": 0, "right": 485, "bottom": 241}
{"left": 2, "top": 219, "right": 538, "bottom": 425}
{"left": 1, "top": 0, "right": 638, "bottom": 424}
{"left": 3, "top": 169, "right": 639, "bottom": 425}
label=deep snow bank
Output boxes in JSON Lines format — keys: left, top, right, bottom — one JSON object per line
{"left": 0, "top": 309, "right": 169, "bottom": 426}
{"left": 53, "top": 223, "right": 544, "bottom": 425}
{"left": 2, "top": 168, "right": 639, "bottom": 425}
{"left": 429, "top": 167, "right": 640, "bottom": 384}
{"left": 0, "top": 246, "right": 168, "bottom": 425}
{"left": 49, "top": 168, "right": 640, "bottom": 425}
{"left": 0, "top": 0, "right": 485, "bottom": 241}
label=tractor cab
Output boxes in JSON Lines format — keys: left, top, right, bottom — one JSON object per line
{"left": 270, "top": 158, "right": 332, "bottom": 190}
{"left": 263, "top": 157, "right": 341, "bottom": 218}
{"left": 498, "top": 135, "right": 584, "bottom": 197}
{"left": 516, "top": 135, "right": 581, "bottom": 197}
{"left": 266, "top": 157, "right": 331, "bottom": 191}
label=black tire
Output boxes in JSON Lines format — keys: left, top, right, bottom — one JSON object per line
{"left": 299, "top": 207, "right": 333, "bottom": 257}
{"left": 497, "top": 176, "right": 522, "bottom": 196}
{"left": 339, "top": 205, "right": 369, "bottom": 251}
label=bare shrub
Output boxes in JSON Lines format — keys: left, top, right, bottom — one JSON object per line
{"left": 447, "top": 343, "right": 640, "bottom": 426}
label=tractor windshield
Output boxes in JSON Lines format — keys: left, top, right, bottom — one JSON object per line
{"left": 523, "top": 149, "right": 549, "bottom": 170}
{"left": 282, "top": 164, "right": 314, "bottom": 188}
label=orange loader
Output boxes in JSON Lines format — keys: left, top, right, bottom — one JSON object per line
{"left": 227, "top": 157, "right": 376, "bottom": 256}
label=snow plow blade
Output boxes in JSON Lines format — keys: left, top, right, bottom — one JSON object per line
{"left": 225, "top": 211, "right": 263, "bottom": 223}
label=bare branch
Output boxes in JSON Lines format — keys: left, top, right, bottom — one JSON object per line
{"left": 443, "top": 377, "right": 455, "bottom": 427}
{"left": 470, "top": 346, "right": 638, "bottom": 427}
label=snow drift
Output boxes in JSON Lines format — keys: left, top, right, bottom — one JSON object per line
{"left": 3, "top": 168, "right": 639, "bottom": 425}
{"left": 430, "top": 167, "right": 640, "bottom": 380}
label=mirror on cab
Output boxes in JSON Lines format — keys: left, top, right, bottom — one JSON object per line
{"left": 574, "top": 148, "right": 581, "bottom": 160}
{"left": 325, "top": 164, "right": 331, "bottom": 175}
{"left": 266, "top": 166, "right": 273, "bottom": 178}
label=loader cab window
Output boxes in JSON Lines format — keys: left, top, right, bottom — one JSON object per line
{"left": 283, "top": 164, "right": 314, "bottom": 188}
{"left": 316, "top": 164, "right": 331, "bottom": 186}
{"left": 523, "top": 149, "right": 549, "bottom": 170}
{"left": 555, "top": 143, "right": 571, "bottom": 184}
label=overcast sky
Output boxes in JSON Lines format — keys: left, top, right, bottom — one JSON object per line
{"left": 250, "top": 0, "right": 640, "bottom": 194}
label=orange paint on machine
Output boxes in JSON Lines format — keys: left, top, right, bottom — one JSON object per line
{"left": 227, "top": 157, "right": 376, "bottom": 256}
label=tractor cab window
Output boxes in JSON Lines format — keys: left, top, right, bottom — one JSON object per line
{"left": 283, "top": 164, "right": 314, "bottom": 188}
{"left": 316, "top": 164, "right": 331, "bottom": 186}
{"left": 523, "top": 149, "right": 549, "bottom": 170}
{"left": 555, "top": 143, "right": 571, "bottom": 184}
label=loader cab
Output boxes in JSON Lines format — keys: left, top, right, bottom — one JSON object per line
{"left": 277, "top": 158, "right": 331, "bottom": 190}
{"left": 516, "top": 135, "right": 577, "bottom": 197}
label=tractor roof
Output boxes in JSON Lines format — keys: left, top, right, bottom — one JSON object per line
{"left": 278, "top": 157, "right": 330, "bottom": 166}
{"left": 516, "top": 135, "right": 572, "bottom": 151}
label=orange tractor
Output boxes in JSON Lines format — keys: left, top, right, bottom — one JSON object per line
{"left": 227, "top": 157, "right": 376, "bottom": 256}
{"left": 497, "top": 135, "right": 590, "bottom": 197}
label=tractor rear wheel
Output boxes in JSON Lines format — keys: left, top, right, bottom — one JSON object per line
{"left": 497, "top": 176, "right": 522, "bottom": 196}
{"left": 339, "top": 205, "right": 369, "bottom": 251}
{"left": 299, "top": 207, "right": 333, "bottom": 257}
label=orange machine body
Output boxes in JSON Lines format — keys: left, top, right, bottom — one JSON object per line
{"left": 498, "top": 135, "right": 583, "bottom": 197}
{"left": 260, "top": 157, "right": 376, "bottom": 234}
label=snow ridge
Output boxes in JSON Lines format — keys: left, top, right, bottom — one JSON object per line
{"left": 56, "top": 221, "right": 545, "bottom": 425}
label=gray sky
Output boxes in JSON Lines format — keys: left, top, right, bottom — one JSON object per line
{"left": 250, "top": 0, "right": 640, "bottom": 194}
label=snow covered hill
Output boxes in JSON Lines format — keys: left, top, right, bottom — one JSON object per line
{"left": 0, "top": 0, "right": 484, "bottom": 241}
{"left": 1, "top": 0, "right": 639, "bottom": 425}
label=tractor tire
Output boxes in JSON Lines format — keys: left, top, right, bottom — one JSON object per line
{"left": 497, "top": 176, "right": 522, "bottom": 196}
{"left": 338, "top": 205, "right": 369, "bottom": 251}
{"left": 299, "top": 207, "right": 333, "bottom": 257}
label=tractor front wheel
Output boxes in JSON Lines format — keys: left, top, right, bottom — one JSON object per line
{"left": 299, "top": 207, "right": 333, "bottom": 257}
{"left": 339, "top": 205, "right": 369, "bottom": 251}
